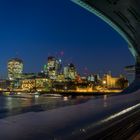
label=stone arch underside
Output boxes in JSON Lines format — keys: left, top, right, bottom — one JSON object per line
{"left": 72, "top": 0, "right": 140, "bottom": 92}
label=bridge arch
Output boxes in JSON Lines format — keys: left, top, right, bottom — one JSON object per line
{"left": 72, "top": 0, "right": 140, "bottom": 92}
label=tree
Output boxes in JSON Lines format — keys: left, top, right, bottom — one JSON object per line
{"left": 116, "top": 78, "right": 129, "bottom": 89}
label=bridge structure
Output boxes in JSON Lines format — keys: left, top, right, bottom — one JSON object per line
{"left": 72, "top": 0, "right": 140, "bottom": 92}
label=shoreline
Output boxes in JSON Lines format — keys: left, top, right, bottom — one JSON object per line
{"left": 0, "top": 90, "right": 122, "bottom": 97}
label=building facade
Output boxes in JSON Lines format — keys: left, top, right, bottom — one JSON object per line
{"left": 64, "top": 63, "right": 77, "bottom": 80}
{"left": 102, "top": 74, "right": 128, "bottom": 89}
{"left": 46, "top": 56, "right": 61, "bottom": 79}
{"left": 21, "top": 78, "right": 50, "bottom": 92}
{"left": 8, "top": 58, "right": 23, "bottom": 80}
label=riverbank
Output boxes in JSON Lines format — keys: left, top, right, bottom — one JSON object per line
{"left": 0, "top": 89, "right": 122, "bottom": 97}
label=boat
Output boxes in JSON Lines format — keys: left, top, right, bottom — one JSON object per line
{"left": 41, "top": 93, "right": 62, "bottom": 97}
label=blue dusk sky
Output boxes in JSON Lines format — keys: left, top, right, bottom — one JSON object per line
{"left": 0, "top": 0, "right": 135, "bottom": 78}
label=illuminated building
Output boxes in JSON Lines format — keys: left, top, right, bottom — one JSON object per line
{"left": 87, "top": 75, "right": 95, "bottom": 82}
{"left": 8, "top": 58, "right": 23, "bottom": 80}
{"left": 87, "top": 74, "right": 101, "bottom": 85}
{"left": 0, "top": 79, "right": 10, "bottom": 90}
{"left": 64, "top": 63, "right": 77, "bottom": 80}
{"left": 35, "top": 78, "right": 49, "bottom": 91}
{"left": 102, "top": 74, "right": 128, "bottom": 89}
{"left": 56, "top": 74, "right": 65, "bottom": 82}
{"left": 64, "top": 66, "right": 69, "bottom": 79}
{"left": 76, "top": 74, "right": 82, "bottom": 83}
{"left": 102, "top": 74, "right": 119, "bottom": 89}
{"left": 46, "top": 56, "right": 62, "bottom": 80}
{"left": 21, "top": 78, "right": 50, "bottom": 92}
{"left": 76, "top": 86, "right": 93, "bottom": 92}
{"left": 43, "top": 64, "right": 48, "bottom": 75}
{"left": 21, "top": 79, "right": 36, "bottom": 91}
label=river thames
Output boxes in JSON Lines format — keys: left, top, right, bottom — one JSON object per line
{"left": 0, "top": 94, "right": 96, "bottom": 119}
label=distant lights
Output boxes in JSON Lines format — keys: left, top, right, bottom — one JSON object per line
{"left": 59, "top": 59, "right": 62, "bottom": 63}
{"left": 103, "top": 80, "right": 107, "bottom": 84}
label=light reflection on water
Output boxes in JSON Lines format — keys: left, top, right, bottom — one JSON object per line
{"left": 0, "top": 94, "right": 95, "bottom": 119}
{"left": 103, "top": 95, "right": 108, "bottom": 108}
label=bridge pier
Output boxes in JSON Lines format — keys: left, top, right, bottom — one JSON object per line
{"left": 122, "top": 56, "right": 140, "bottom": 93}
{"left": 135, "top": 56, "right": 140, "bottom": 80}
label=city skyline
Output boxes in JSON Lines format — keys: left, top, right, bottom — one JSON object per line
{"left": 0, "top": 0, "right": 135, "bottom": 78}
{"left": 1, "top": 56, "right": 130, "bottom": 80}
{"left": 4, "top": 56, "right": 128, "bottom": 93}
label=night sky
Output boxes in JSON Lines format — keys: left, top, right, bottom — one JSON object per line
{"left": 0, "top": 0, "right": 135, "bottom": 78}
